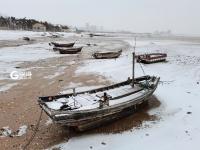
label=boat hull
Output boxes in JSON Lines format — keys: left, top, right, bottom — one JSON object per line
{"left": 51, "top": 42, "right": 75, "bottom": 47}
{"left": 137, "top": 53, "right": 167, "bottom": 64}
{"left": 137, "top": 58, "right": 166, "bottom": 64}
{"left": 75, "top": 100, "right": 149, "bottom": 131}
{"left": 58, "top": 47, "right": 83, "bottom": 54}
{"left": 93, "top": 50, "right": 122, "bottom": 59}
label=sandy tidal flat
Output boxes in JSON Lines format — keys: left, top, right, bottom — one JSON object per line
{"left": 0, "top": 30, "right": 200, "bottom": 150}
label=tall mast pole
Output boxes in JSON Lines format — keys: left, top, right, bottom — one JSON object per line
{"left": 132, "top": 37, "right": 136, "bottom": 87}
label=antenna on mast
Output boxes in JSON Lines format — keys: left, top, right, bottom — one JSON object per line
{"left": 134, "top": 37, "right": 136, "bottom": 52}
{"left": 132, "top": 37, "right": 136, "bottom": 87}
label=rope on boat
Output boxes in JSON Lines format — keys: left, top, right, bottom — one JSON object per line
{"left": 23, "top": 109, "right": 43, "bottom": 150}
{"left": 138, "top": 62, "right": 146, "bottom": 76}
{"left": 133, "top": 37, "right": 150, "bottom": 88}
{"left": 138, "top": 61, "right": 151, "bottom": 88}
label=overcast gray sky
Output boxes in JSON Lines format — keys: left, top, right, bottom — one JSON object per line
{"left": 0, "top": 0, "right": 200, "bottom": 35}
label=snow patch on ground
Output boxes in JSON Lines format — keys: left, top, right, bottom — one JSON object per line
{"left": 0, "top": 30, "right": 42, "bottom": 40}
{"left": 44, "top": 66, "right": 67, "bottom": 79}
{"left": 0, "top": 82, "right": 18, "bottom": 92}
{"left": 15, "top": 125, "right": 28, "bottom": 137}
{"left": 0, "top": 30, "right": 78, "bottom": 41}
{"left": 0, "top": 125, "right": 27, "bottom": 137}
{"left": 76, "top": 52, "right": 142, "bottom": 82}
{"left": 0, "top": 126, "right": 12, "bottom": 137}
{"left": 0, "top": 43, "right": 63, "bottom": 80}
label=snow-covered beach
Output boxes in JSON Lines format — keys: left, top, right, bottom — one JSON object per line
{"left": 0, "top": 30, "right": 200, "bottom": 150}
{"left": 51, "top": 38, "right": 200, "bottom": 150}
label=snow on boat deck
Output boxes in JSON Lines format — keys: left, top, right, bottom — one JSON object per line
{"left": 45, "top": 84, "right": 144, "bottom": 111}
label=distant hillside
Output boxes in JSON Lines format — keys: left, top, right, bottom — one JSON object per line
{"left": 0, "top": 16, "right": 69, "bottom": 32}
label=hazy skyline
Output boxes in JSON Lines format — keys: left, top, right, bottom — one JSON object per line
{"left": 0, "top": 0, "right": 200, "bottom": 35}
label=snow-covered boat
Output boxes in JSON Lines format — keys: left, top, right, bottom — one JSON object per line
{"left": 38, "top": 52, "right": 160, "bottom": 131}
{"left": 50, "top": 42, "right": 75, "bottom": 48}
{"left": 56, "top": 47, "right": 83, "bottom": 54}
{"left": 136, "top": 53, "right": 167, "bottom": 64}
{"left": 92, "top": 50, "right": 122, "bottom": 59}
{"left": 38, "top": 75, "right": 159, "bottom": 131}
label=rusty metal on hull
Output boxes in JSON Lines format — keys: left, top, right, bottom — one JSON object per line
{"left": 136, "top": 53, "right": 167, "bottom": 64}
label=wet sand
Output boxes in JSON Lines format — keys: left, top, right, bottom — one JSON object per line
{"left": 0, "top": 35, "right": 160, "bottom": 150}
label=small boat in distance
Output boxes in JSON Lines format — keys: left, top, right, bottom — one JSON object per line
{"left": 57, "top": 47, "right": 83, "bottom": 54}
{"left": 23, "top": 37, "right": 30, "bottom": 41}
{"left": 93, "top": 50, "right": 122, "bottom": 59}
{"left": 137, "top": 53, "right": 167, "bottom": 64}
{"left": 50, "top": 42, "right": 75, "bottom": 48}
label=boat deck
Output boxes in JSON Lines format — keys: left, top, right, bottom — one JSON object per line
{"left": 45, "top": 84, "right": 145, "bottom": 111}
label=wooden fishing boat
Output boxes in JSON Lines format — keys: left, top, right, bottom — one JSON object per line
{"left": 38, "top": 52, "right": 160, "bottom": 131}
{"left": 50, "top": 42, "right": 75, "bottom": 48}
{"left": 89, "top": 33, "right": 106, "bottom": 37}
{"left": 136, "top": 53, "right": 167, "bottom": 64}
{"left": 58, "top": 47, "right": 83, "bottom": 54}
{"left": 93, "top": 50, "right": 122, "bottom": 59}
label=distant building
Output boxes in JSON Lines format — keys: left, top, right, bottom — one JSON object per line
{"left": 32, "top": 23, "right": 46, "bottom": 32}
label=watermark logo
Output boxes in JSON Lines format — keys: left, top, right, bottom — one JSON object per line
{"left": 10, "top": 71, "right": 32, "bottom": 80}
